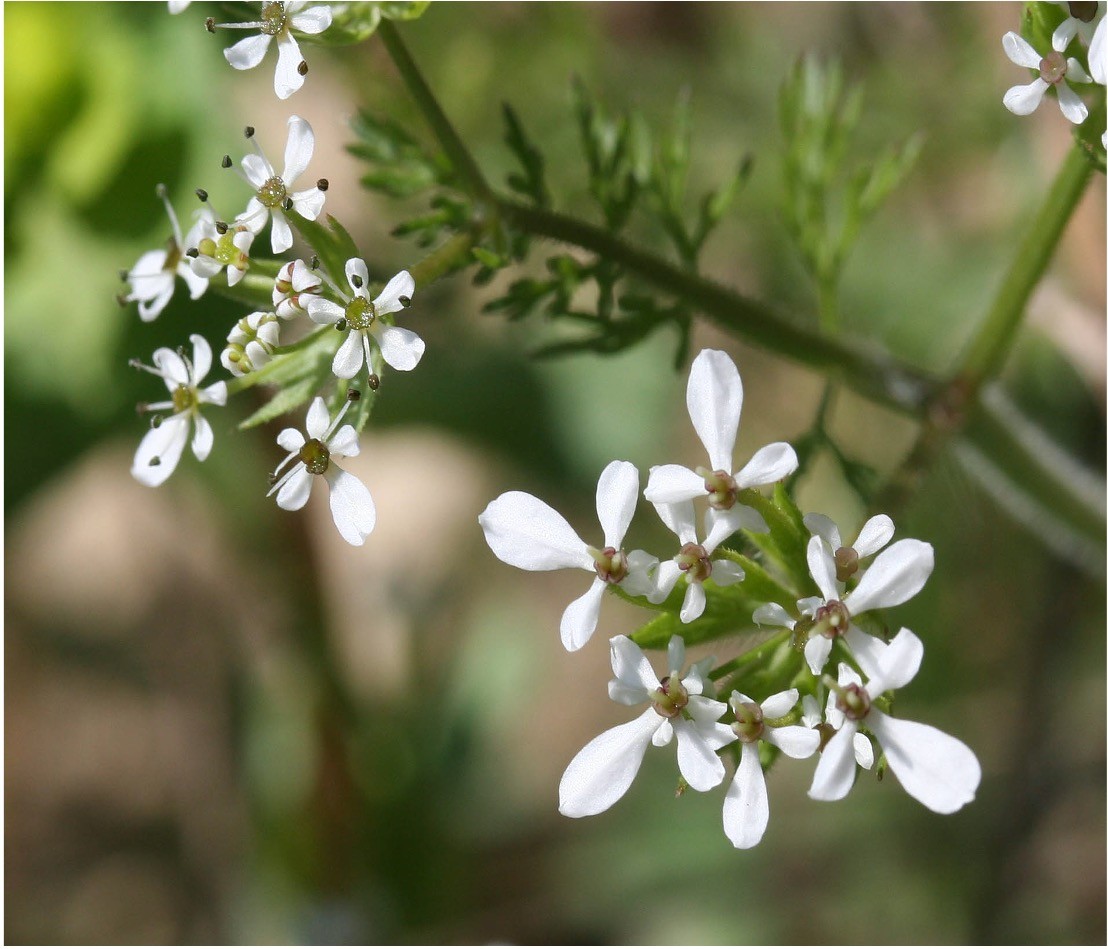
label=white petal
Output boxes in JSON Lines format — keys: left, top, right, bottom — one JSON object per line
{"left": 672, "top": 717, "right": 727, "bottom": 791}
{"left": 178, "top": 262, "right": 209, "bottom": 299}
{"left": 191, "top": 414, "right": 214, "bottom": 461}
{"left": 560, "top": 577, "right": 607, "bottom": 652}
{"left": 277, "top": 428, "right": 305, "bottom": 453}
{"left": 808, "top": 722, "right": 859, "bottom": 802}
{"left": 610, "top": 634, "right": 660, "bottom": 694}
{"left": 619, "top": 549, "right": 658, "bottom": 598}
{"left": 752, "top": 602, "right": 794, "bottom": 629}
{"left": 766, "top": 724, "right": 820, "bottom": 759}
{"left": 1065, "top": 58, "right": 1091, "bottom": 83}
{"left": 153, "top": 347, "right": 189, "bottom": 388}
{"left": 843, "top": 626, "right": 889, "bottom": 681}
{"left": 1052, "top": 18, "right": 1079, "bottom": 53}
{"left": 867, "top": 627, "right": 924, "bottom": 695}
{"left": 373, "top": 269, "right": 416, "bottom": 314}
{"left": 853, "top": 514, "right": 894, "bottom": 557}
{"left": 290, "top": 4, "right": 332, "bottom": 33}
{"left": 844, "top": 539, "right": 933, "bottom": 615}
{"left": 304, "top": 396, "right": 330, "bottom": 439}
{"left": 1089, "top": 16, "right": 1106, "bottom": 84}
{"left": 332, "top": 330, "right": 365, "bottom": 379}
{"left": 269, "top": 211, "right": 293, "bottom": 254}
{"left": 224, "top": 32, "right": 271, "bottom": 70}
{"left": 324, "top": 466, "right": 377, "bottom": 546}
{"left": 1055, "top": 82, "right": 1089, "bottom": 124}
{"left": 307, "top": 298, "right": 345, "bottom": 325}
{"left": 236, "top": 199, "right": 270, "bottom": 235}
{"left": 241, "top": 154, "right": 273, "bottom": 190}
{"left": 1002, "top": 31, "right": 1042, "bottom": 69}
{"left": 761, "top": 688, "right": 798, "bottom": 720}
{"left": 853, "top": 732, "right": 875, "bottom": 770}
{"left": 200, "top": 381, "right": 227, "bottom": 407}
{"left": 290, "top": 187, "right": 325, "bottom": 220}
{"left": 558, "top": 709, "right": 660, "bottom": 817}
{"left": 343, "top": 258, "right": 370, "bottom": 295}
{"left": 722, "top": 744, "right": 769, "bottom": 848}
{"left": 868, "top": 710, "right": 980, "bottom": 814}
{"left": 686, "top": 349, "right": 742, "bottom": 473}
{"left": 797, "top": 595, "right": 823, "bottom": 617}
{"left": 653, "top": 498, "right": 697, "bottom": 545}
{"left": 276, "top": 466, "right": 313, "bottom": 511}
{"left": 680, "top": 582, "right": 706, "bottom": 623}
{"left": 595, "top": 460, "right": 640, "bottom": 549}
{"left": 735, "top": 441, "right": 798, "bottom": 488}
{"left": 712, "top": 559, "right": 744, "bottom": 587}
{"left": 137, "top": 284, "right": 174, "bottom": 321}
{"left": 649, "top": 560, "right": 682, "bottom": 603}
{"left": 274, "top": 34, "right": 306, "bottom": 100}
{"left": 804, "top": 635, "right": 833, "bottom": 676}
{"left": 478, "top": 491, "right": 591, "bottom": 571}
{"left": 326, "top": 424, "right": 360, "bottom": 459}
{"left": 1003, "top": 79, "right": 1048, "bottom": 115}
{"left": 666, "top": 635, "right": 686, "bottom": 675}
{"left": 806, "top": 535, "right": 840, "bottom": 601}
{"left": 801, "top": 694, "right": 822, "bottom": 728}
{"left": 376, "top": 325, "right": 425, "bottom": 371}
{"left": 803, "top": 513, "right": 841, "bottom": 550}
{"left": 643, "top": 464, "right": 705, "bottom": 504}
{"left": 131, "top": 416, "right": 188, "bottom": 487}
{"left": 188, "top": 334, "right": 212, "bottom": 383}
{"left": 703, "top": 505, "right": 742, "bottom": 553}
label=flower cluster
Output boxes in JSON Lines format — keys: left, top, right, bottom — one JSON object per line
{"left": 480, "top": 349, "right": 981, "bottom": 848}
{"left": 123, "top": 4, "right": 424, "bottom": 547}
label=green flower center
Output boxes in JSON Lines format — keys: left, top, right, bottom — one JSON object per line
{"left": 731, "top": 700, "right": 764, "bottom": 743}
{"left": 650, "top": 675, "right": 690, "bottom": 719}
{"left": 257, "top": 176, "right": 288, "bottom": 209}
{"left": 199, "top": 230, "right": 248, "bottom": 267}
{"left": 299, "top": 437, "right": 330, "bottom": 475}
{"left": 171, "top": 384, "right": 196, "bottom": 414}
{"left": 344, "top": 295, "right": 376, "bottom": 331}
{"left": 260, "top": 1, "right": 287, "bottom": 35}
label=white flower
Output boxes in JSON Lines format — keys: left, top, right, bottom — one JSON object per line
{"left": 559, "top": 635, "right": 735, "bottom": 818}
{"left": 268, "top": 395, "right": 376, "bottom": 546}
{"left": 188, "top": 215, "right": 255, "bottom": 288}
{"left": 232, "top": 116, "right": 326, "bottom": 254}
{"left": 723, "top": 688, "right": 820, "bottom": 849}
{"left": 803, "top": 512, "right": 894, "bottom": 587}
{"left": 168, "top": 1, "right": 191, "bottom": 13}
{"left": 211, "top": 1, "right": 333, "bottom": 100}
{"left": 801, "top": 679, "right": 874, "bottom": 770}
{"left": 306, "top": 261, "right": 423, "bottom": 378}
{"left": 1090, "top": 13, "right": 1107, "bottom": 84}
{"left": 808, "top": 629, "right": 981, "bottom": 814}
{"left": 478, "top": 461, "right": 657, "bottom": 651}
{"left": 645, "top": 349, "right": 798, "bottom": 537}
{"left": 131, "top": 335, "right": 227, "bottom": 486}
{"left": 1002, "top": 30, "right": 1091, "bottom": 125}
{"left": 222, "top": 311, "right": 282, "bottom": 377}
{"left": 648, "top": 499, "right": 745, "bottom": 624}
{"left": 273, "top": 259, "right": 323, "bottom": 319}
{"left": 122, "top": 186, "right": 209, "bottom": 322}
{"left": 753, "top": 533, "right": 934, "bottom": 677}
{"left": 1048, "top": 1, "right": 1104, "bottom": 50}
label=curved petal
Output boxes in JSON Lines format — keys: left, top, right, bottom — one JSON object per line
{"left": 188, "top": 255, "right": 221, "bottom": 279}
{"left": 680, "top": 581, "right": 706, "bottom": 623}
{"left": 326, "top": 424, "right": 360, "bottom": 459}
{"left": 803, "top": 512, "right": 841, "bottom": 550}
{"left": 290, "top": 4, "right": 332, "bottom": 33}
{"left": 804, "top": 635, "right": 833, "bottom": 676}
{"left": 282, "top": 118, "right": 314, "bottom": 183}
{"left": 290, "top": 187, "right": 325, "bottom": 220}
{"left": 619, "top": 549, "right": 658, "bottom": 598}
{"left": 307, "top": 298, "right": 345, "bottom": 325}
{"left": 844, "top": 539, "right": 933, "bottom": 615}
{"left": 686, "top": 349, "right": 742, "bottom": 473}
{"left": 643, "top": 464, "right": 705, "bottom": 505}
{"left": 274, "top": 34, "right": 306, "bottom": 100}
{"left": 276, "top": 466, "right": 313, "bottom": 511}
{"left": 131, "top": 416, "right": 189, "bottom": 487}
{"left": 595, "top": 460, "right": 640, "bottom": 548}
{"left": 720, "top": 502, "right": 768, "bottom": 534}
{"left": 853, "top": 732, "right": 875, "bottom": 770}
{"left": 560, "top": 577, "right": 607, "bottom": 652}
{"left": 376, "top": 325, "right": 425, "bottom": 371}
{"left": 191, "top": 414, "right": 214, "bottom": 461}
{"left": 672, "top": 717, "right": 727, "bottom": 792}
{"left": 866, "top": 627, "right": 923, "bottom": 695}
{"left": 153, "top": 347, "right": 189, "bottom": 389}
{"left": 188, "top": 334, "right": 213, "bottom": 383}
{"left": 653, "top": 498, "right": 697, "bottom": 545}
{"left": 767, "top": 724, "right": 820, "bottom": 759}
{"left": 269, "top": 211, "right": 293, "bottom": 254}
{"left": 1002, "top": 31, "right": 1042, "bottom": 69}
{"left": 344, "top": 258, "right": 371, "bottom": 295}
{"left": 277, "top": 428, "right": 305, "bottom": 453}
{"left": 478, "top": 491, "right": 591, "bottom": 571}
{"left": 666, "top": 635, "right": 686, "bottom": 675}
{"left": 331, "top": 330, "right": 364, "bottom": 379}
{"left": 761, "top": 688, "right": 799, "bottom": 720}
{"left": 1003, "top": 79, "right": 1048, "bottom": 116}
{"left": 1052, "top": 18, "right": 1079, "bottom": 53}
{"left": 236, "top": 198, "right": 270, "bottom": 234}
{"left": 649, "top": 560, "right": 682, "bottom": 603}
{"left": 200, "top": 381, "right": 227, "bottom": 408}
{"left": 138, "top": 283, "right": 174, "bottom": 322}
{"left": 868, "top": 710, "right": 980, "bottom": 814}
{"left": 558, "top": 709, "right": 660, "bottom": 817}
{"left": 1089, "top": 16, "right": 1106, "bottom": 85}
{"left": 299, "top": 399, "right": 326, "bottom": 442}
{"left": 241, "top": 153, "right": 273, "bottom": 189}
{"left": 224, "top": 32, "right": 271, "bottom": 70}
{"left": 752, "top": 602, "right": 794, "bottom": 629}
{"left": 806, "top": 535, "right": 840, "bottom": 601}
{"left": 722, "top": 744, "right": 768, "bottom": 849}
{"left": 712, "top": 560, "right": 744, "bottom": 587}
{"left": 324, "top": 466, "right": 377, "bottom": 546}
{"left": 178, "top": 262, "right": 209, "bottom": 299}
{"left": 1055, "top": 82, "right": 1089, "bottom": 125}
{"left": 735, "top": 441, "right": 798, "bottom": 488}
{"left": 843, "top": 627, "right": 889, "bottom": 681}
{"left": 373, "top": 269, "right": 415, "bottom": 315}
{"left": 808, "top": 722, "right": 859, "bottom": 802}
{"left": 797, "top": 596, "right": 823, "bottom": 617}
{"left": 610, "top": 634, "right": 660, "bottom": 695}
{"left": 853, "top": 514, "right": 894, "bottom": 558}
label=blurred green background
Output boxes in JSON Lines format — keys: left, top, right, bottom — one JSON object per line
{"left": 5, "top": 2, "right": 1105, "bottom": 944}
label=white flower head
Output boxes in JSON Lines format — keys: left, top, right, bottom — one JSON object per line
{"left": 222, "top": 311, "right": 282, "bottom": 377}
{"left": 559, "top": 635, "right": 735, "bottom": 818}
{"left": 723, "top": 688, "right": 820, "bottom": 849}
{"left": 808, "top": 629, "right": 981, "bottom": 814}
{"left": 273, "top": 258, "right": 324, "bottom": 319}
{"left": 307, "top": 261, "right": 423, "bottom": 378}
{"left": 753, "top": 533, "right": 934, "bottom": 677}
{"left": 478, "top": 461, "right": 658, "bottom": 651}
{"left": 131, "top": 334, "right": 227, "bottom": 486}
{"left": 122, "top": 185, "right": 209, "bottom": 321}
{"left": 231, "top": 116, "right": 327, "bottom": 254}
{"left": 801, "top": 675, "right": 874, "bottom": 771}
{"left": 187, "top": 207, "right": 256, "bottom": 288}
{"left": 648, "top": 499, "right": 746, "bottom": 624}
{"left": 1002, "top": 30, "right": 1091, "bottom": 125}
{"left": 803, "top": 512, "right": 895, "bottom": 589}
{"left": 268, "top": 394, "right": 376, "bottom": 546}
{"left": 209, "top": 1, "right": 333, "bottom": 100}
{"left": 645, "top": 349, "right": 798, "bottom": 536}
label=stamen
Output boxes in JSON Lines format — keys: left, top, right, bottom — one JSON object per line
{"left": 118, "top": 269, "right": 129, "bottom": 282}
{"left": 186, "top": 248, "right": 199, "bottom": 258}
{"left": 316, "top": 178, "right": 328, "bottom": 191}
{"left": 335, "top": 319, "right": 348, "bottom": 332}
{"left": 221, "top": 155, "right": 233, "bottom": 169}
{"left": 195, "top": 188, "right": 209, "bottom": 202}
{"left": 244, "top": 125, "right": 255, "bottom": 139}
{"left": 346, "top": 389, "right": 362, "bottom": 402}
{"left": 298, "top": 60, "right": 309, "bottom": 76}
{"left": 367, "top": 373, "right": 380, "bottom": 391}
{"left": 398, "top": 295, "right": 412, "bottom": 308}
{"left": 155, "top": 183, "right": 184, "bottom": 247}
{"left": 351, "top": 273, "right": 363, "bottom": 288}
{"left": 310, "top": 255, "right": 320, "bottom": 270}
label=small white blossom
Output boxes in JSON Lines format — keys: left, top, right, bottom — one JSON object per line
{"left": 803, "top": 512, "right": 895, "bottom": 589}
{"left": 479, "top": 461, "right": 658, "bottom": 651}
{"left": 307, "top": 261, "right": 423, "bottom": 378}
{"left": 131, "top": 335, "right": 227, "bottom": 486}
{"left": 212, "top": 1, "right": 333, "bottom": 100}
{"left": 233, "top": 116, "right": 326, "bottom": 254}
{"left": 648, "top": 499, "right": 745, "bottom": 623}
{"left": 273, "top": 259, "right": 323, "bottom": 319}
{"left": 645, "top": 349, "right": 798, "bottom": 538}
{"left": 188, "top": 215, "right": 255, "bottom": 288}
{"left": 1002, "top": 30, "right": 1091, "bottom": 125}
{"left": 559, "top": 636, "right": 735, "bottom": 818}
{"left": 123, "top": 186, "right": 209, "bottom": 321}
{"left": 222, "top": 311, "right": 282, "bottom": 377}
{"left": 723, "top": 688, "right": 820, "bottom": 849}
{"left": 1048, "top": 1, "right": 1104, "bottom": 50}
{"left": 808, "top": 629, "right": 981, "bottom": 814}
{"left": 268, "top": 395, "right": 376, "bottom": 546}
{"left": 801, "top": 680, "right": 874, "bottom": 770}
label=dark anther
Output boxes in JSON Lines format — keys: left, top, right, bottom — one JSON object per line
{"left": 205, "top": 17, "right": 215, "bottom": 32}
{"left": 186, "top": 247, "right": 199, "bottom": 258}
{"left": 116, "top": 293, "right": 128, "bottom": 307}
{"left": 310, "top": 255, "right": 320, "bottom": 270}
{"left": 244, "top": 125, "right": 255, "bottom": 138}
{"left": 316, "top": 178, "right": 329, "bottom": 191}
{"left": 149, "top": 456, "right": 162, "bottom": 466}
{"left": 135, "top": 402, "right": 149, "bottom": 415}
{"left": 367, "top": 373, "right": 380, "bottom": 391}
{"left": 347, "top": 388, "right": 362, "bottom": 402}
{"left": 195, "top": 188, "right": 209, "bottom": 202}
{"left": 398, "top": 295, "right": 411, "bottom": 308}
{"left": 268, "top": 472, "right": 279, "bottom": 485}
{"left": 335, "top": 319, "right": 348, "bottom": 332}
{"left": 118, "top": 268, "right": 129, "bottom": 282}
{"left": 215, "top": 221, "right": 229, "bottom": 234}
{"left": 297, "top": 60, "right": 309, "bottom": 76}
{"left": 351, "top": 274, "right": 363, "bottom": 288}
{"left": 283, "top": 198, "right": 294, "bottom": 210}
{"left": 221, "top": 155, "right": 233, "bottom": 168}
{"left": 155, "top": 182, "right": 167, "bottom": 198}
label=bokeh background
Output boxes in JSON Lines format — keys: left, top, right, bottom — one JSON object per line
{"left": 5, "top": 2, "right": 1105, "bottom": 944}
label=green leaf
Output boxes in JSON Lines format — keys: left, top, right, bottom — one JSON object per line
{"left": 629, "top": 578, "right": 767, "bottom": 650}
{"left": 289, "top": 212, "right": 360, "bottom": 287}
{"left": 239, "top": 373, "right": 323, "bottom": 430}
